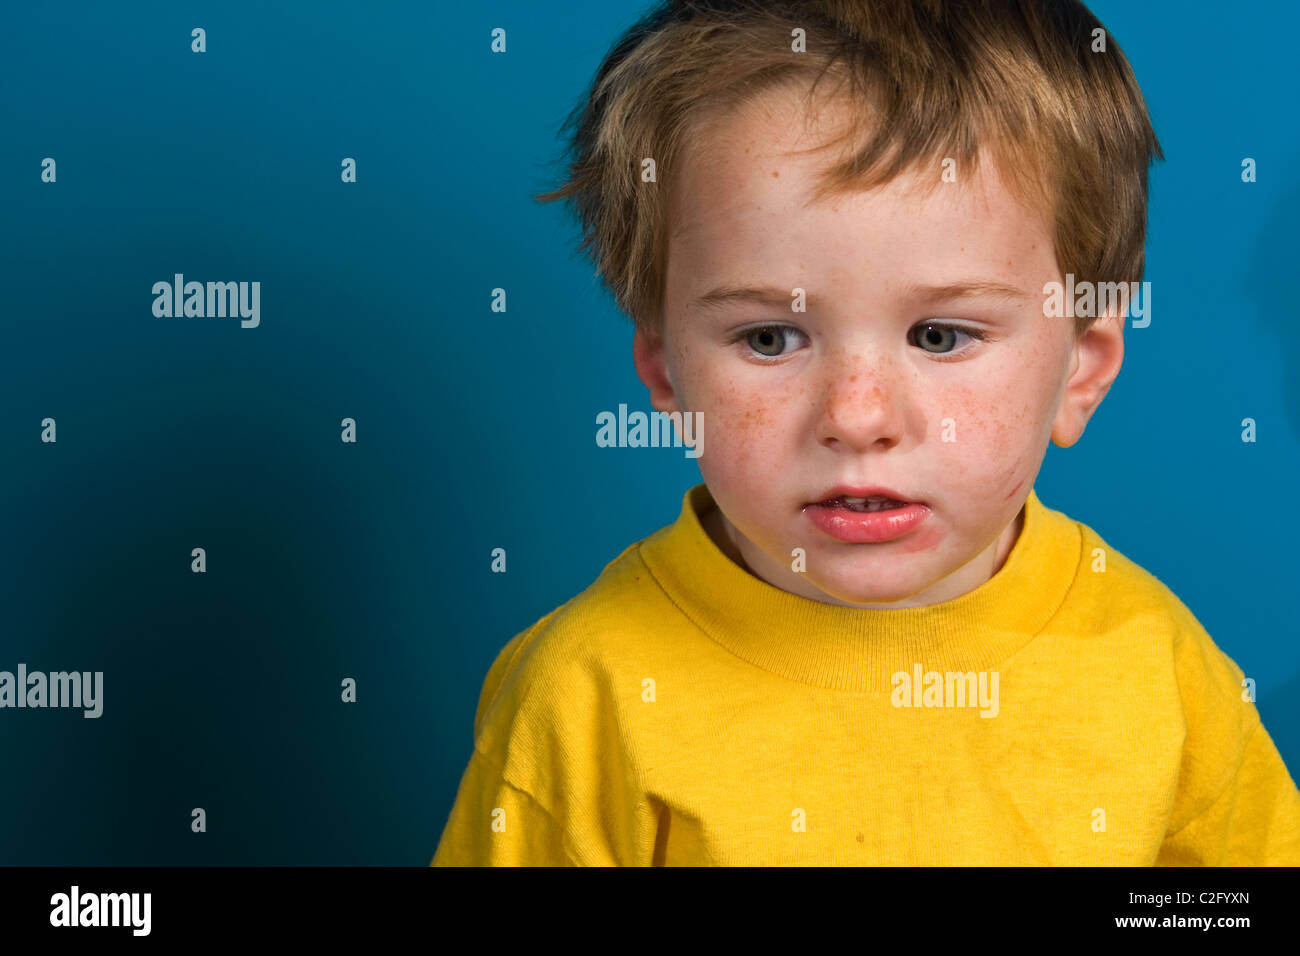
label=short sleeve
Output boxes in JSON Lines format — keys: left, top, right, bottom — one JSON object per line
{"left": 431, "top": 586, "right": 657, "bottom": 867}
{"left": 1156, "top": 720, "right": 1300, "bottom": 865}
{"left": 431, "top": 748, "right": 578, "bottom": 867}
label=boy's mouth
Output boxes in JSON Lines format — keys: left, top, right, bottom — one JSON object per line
{"left": 816, "top": 495, "right": 911, "bottom": 513}
{"left": 804, "top": 487, "right": 931, "bottom": 543}
{"left": 808, "top": 486, "right": 923, "bottom": 512}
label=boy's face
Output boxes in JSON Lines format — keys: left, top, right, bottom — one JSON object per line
{"left": 635, "top": 85, "right": 1124, "bottom": 608}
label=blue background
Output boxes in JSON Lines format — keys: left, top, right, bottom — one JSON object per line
{"left": 0, "top": 1, "right": 1296, "bottom": 864}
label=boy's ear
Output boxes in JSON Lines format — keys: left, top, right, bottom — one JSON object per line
{"left": 632, "top": 327, "right": 682, "bottom": 414}
{"left": 1051, "top": 311, "right": 1125, "bottom": 448}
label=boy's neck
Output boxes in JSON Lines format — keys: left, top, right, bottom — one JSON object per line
{"left": 700, "top": 502, "right": 750, "bottom": 571}
{"left": 993, "top": 506, "right": 1026, "bottom": 575}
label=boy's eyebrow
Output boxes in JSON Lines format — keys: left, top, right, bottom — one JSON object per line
{"left": 688, "top": 279, "right": 1034, "bottom": 313}
{"left": 689, "top": 285, "right": 794, "bottom": 313}
{"left": 903, "top": 279, "right": 1035, "bottom": 304}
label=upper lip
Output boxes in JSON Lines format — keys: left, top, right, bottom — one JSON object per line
{"left": 810, "top": 485, "right": 922, "bottom": 505}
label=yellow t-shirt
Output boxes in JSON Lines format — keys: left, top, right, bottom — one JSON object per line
{"left": 431, "top": 484, "right": 1300, "bottom": 865}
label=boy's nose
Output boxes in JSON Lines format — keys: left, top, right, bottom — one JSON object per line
{"left": 813, "top": 358, "right": 905, "bottom": 453}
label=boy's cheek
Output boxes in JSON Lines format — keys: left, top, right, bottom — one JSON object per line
{"left": 934, "top": 380, "right": 1042, "bottom": 451}
{"left": 715, "top": 396, "right": 779, "bottom": 435}
{"left": 684, "top": 376, "right": 769, "bottom": 431}
{"left": 701, "top": 424, "right": 772, "bottom": 478}
{"left": 934, "top": 419, "right": 1027, "bottom": 481}
{"left": 699, "top": 421, "right": 786, "bottom": 488}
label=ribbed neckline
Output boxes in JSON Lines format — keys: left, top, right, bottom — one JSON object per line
{"left": 637, "top": 483, "right": 1081, "bottom": 693}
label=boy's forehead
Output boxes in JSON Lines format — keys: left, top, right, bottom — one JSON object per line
{"left": 668, "top": 86, "right": 838, "bottom": 237}
{"left": 667, "top": 105, "right": 1057, "bottom": 305}
{"left": 669, "top": 86, "right": 1054, "bottom": 260}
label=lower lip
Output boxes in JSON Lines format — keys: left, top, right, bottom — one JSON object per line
{"left": 804, "top": 502, "right": 931, "bottom": 543}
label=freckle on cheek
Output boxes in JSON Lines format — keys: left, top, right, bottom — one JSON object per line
{"left": 721, "top": 403, "right": 772, "bottom": 434}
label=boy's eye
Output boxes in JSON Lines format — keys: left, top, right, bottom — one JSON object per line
{"left": 741, "top": 325, "right": 805, "bottom": 357}
{"left": 909, "top": 321, "right": 987, "bottom": 355}
{"left": 732, "top": 322, "right": 987, "bottom": 360}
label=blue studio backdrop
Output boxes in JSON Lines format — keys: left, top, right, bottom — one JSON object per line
{"left": 1, "top": 1, "right": 1297, "bottom": 864}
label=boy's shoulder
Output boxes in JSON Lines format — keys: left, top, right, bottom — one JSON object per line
{"left": 467, "top": 531, "right": 675, "bottom": 744}
{"left": 1054, "top": 502, "right": 1259, "bottom": 749}
{"left": 1058, "top": 503, "right": 1237, "bottom": 663}
{"left": 1062, "top": 505, "right": 1281, "bottom": 838}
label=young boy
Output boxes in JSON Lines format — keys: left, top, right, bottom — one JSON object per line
{"left": 432, "top": 0, "right": 1300, "bottom": 865}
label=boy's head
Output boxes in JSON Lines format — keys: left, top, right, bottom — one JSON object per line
{"left": 538, "top": 0, "right": 1162, "bottom": 608}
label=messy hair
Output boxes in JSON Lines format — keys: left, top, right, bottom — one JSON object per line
{"left": 535, "top": 0, "right": 1163, "bottom": 338}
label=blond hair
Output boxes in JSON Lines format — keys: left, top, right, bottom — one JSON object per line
{"left": 535, "top": 0, "right": 1163, "bottom": 338}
